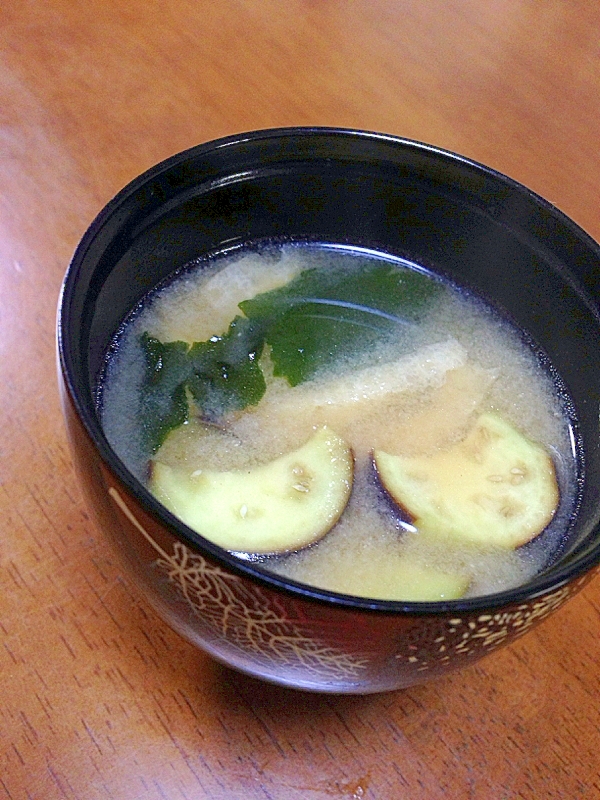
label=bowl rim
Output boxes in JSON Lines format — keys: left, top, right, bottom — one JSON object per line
{"left": 57, "top": 125, "right": 600, "bottom": 616}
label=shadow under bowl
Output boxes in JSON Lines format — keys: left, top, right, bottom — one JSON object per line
{"left": 58, "top": 127, "right": 600, "bottom": 693}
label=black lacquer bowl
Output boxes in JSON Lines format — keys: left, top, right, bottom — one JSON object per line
{"left": 57, "top": 128, "right": 600, "bottom": 693}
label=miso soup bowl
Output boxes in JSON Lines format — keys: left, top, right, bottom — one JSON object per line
{"left": 58, "top": 127, "right": 600, "bottom": 693}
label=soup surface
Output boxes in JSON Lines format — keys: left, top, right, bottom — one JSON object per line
{"left": 100, "top": 243, "right": 578, "bottom": 601}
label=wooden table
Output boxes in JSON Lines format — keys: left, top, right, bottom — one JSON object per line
{"left": 2, "top": 2, "right": 599, "bottom": 797}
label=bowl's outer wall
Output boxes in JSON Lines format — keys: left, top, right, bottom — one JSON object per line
{"left": 59, "top": 129, "right": 600, "bottom": 691}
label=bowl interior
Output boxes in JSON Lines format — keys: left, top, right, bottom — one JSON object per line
{"left": 59, "top": 128, "right": 600, "bottom": 607}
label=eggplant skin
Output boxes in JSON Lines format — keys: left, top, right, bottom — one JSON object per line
{"left": 372, "top": 454, "right": 418, "bottom": 533}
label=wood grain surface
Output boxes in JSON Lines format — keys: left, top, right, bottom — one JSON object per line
{"left": 1, "top": 1, "right": 600, "bottom": 798}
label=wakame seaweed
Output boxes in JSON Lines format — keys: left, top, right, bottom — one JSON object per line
{"left": 140, "top": 316, "right": 267, "bottom": 451}
{"left": 139, "top": 261, "right": 441, "bottom": 451}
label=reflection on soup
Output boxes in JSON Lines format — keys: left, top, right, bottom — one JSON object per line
{"left": 99, "top": 243, "right": 578, "bottom": 601}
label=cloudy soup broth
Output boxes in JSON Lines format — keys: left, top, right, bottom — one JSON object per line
{"left": 100, "top": 243, "right": 579, "bottom": 602}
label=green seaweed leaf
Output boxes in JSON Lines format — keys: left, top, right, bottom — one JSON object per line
{"left": 186, "top": 316, "right": 267, "bottom": 415}
{"left": 139, "top": 316, "right": 267, "bottom": 452}
{"left": 139, "top": 336, "right": 192, "bottom": 452}
{"left": 240, "top": 261, "right": 441, "bottom": 385}
{"left": 138, "top": 258, "right": 442, "bottom": 450}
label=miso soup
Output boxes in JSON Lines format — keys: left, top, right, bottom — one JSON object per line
{"left": 99, "top": 242, "right": 579, "bottom": 601}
